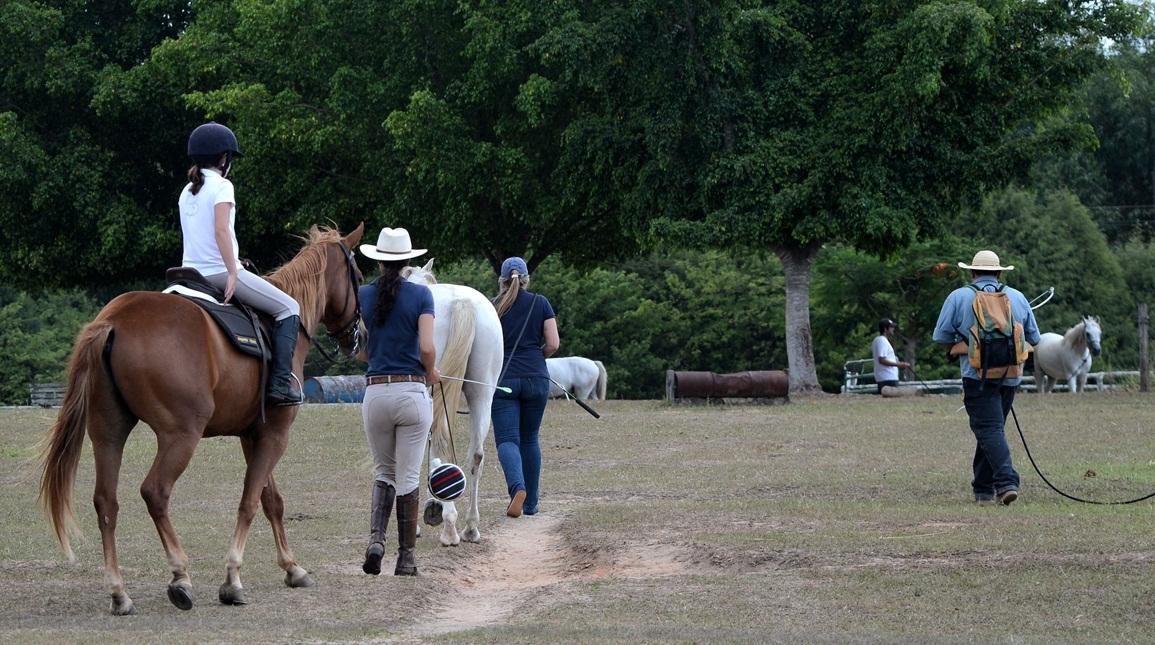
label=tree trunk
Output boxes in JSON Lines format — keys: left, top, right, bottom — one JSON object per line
{"left": 775, "top": 244, "right": 822, "bottom": 392}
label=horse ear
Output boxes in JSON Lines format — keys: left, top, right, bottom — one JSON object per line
{"left": 422, "top": 258, "right": 434, "bottom": 272}
{"left": 345, "top": 221, "right": 365, "bottom": 247}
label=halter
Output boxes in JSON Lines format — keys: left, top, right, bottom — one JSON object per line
{"left": 309, "top": 240, "right": 362, "bottom": 363}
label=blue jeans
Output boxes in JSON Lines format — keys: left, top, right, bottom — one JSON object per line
{"left": 962, "top": 378, "right": 1020, "bottom": 499}
{"left": 491, "top": 376, "right": 549, "bottom": 513}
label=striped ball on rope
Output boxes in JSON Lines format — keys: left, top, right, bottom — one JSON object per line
{"left": 428, "top": 458, "right": 466, "bottom": 501}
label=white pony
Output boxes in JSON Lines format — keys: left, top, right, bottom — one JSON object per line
{"left": 403, "top": 260, "right": 502, "bottom": 545}
{"left": 1033, "top": 316, "right": 1102, "bottom": 393}
{"left": 547, "top": 356, "right": 607, "bottom": 400}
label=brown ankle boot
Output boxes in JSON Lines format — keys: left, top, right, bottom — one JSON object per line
{"left": 394, "top": 490, "right": 419, "bottom": 576}
{"left": 362, "top": 481, "right": 395, "bottom": 575}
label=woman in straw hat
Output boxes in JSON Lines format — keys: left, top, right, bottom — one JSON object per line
{"left": 491, "top": 256, "right": 560, "bottom": 518}
{"left": 932, "top": 250, "right": 1040, "bottom": 506}
{"left": 179, "top": 121, "right": 304, "bottom": 405}
{"left": 356, "top": 227, "right": 441, "bottom": 576}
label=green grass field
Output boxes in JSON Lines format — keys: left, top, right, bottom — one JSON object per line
{"left": 1, "top": 393, "right": 1153, "bottom": 643}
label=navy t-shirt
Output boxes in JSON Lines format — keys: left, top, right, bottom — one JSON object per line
{"left": 499, "top": 290, "right": 556, "bottom": 379}
{"left": 359, "top": 280, "right": 435, "bottom": 376}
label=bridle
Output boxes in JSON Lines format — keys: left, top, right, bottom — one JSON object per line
{"left": 309, "top": 240, "right": 362, "bottom": 363}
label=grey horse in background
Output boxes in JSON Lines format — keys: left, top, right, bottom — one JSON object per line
{"left": 1033, "top": 316, "right": 1102, "bottom": 393}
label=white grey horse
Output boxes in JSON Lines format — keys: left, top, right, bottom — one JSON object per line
{"left": 1033, "top": 316, "right": 1102, "bottom": 393}
{"left": 403, "top": 260, "right": 503, "bottom": 544}
{"left": 546, "top": 356, "right": 607, "bottom": 400}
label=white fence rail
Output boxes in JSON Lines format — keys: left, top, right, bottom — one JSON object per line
{"left": 842, "top": 359, "right": 1141, "bottom": 394}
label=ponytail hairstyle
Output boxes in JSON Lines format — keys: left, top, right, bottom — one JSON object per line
{"left": 186, "top": 152, "right": 231, "bottom": 196}
{"left": 493, "top": 272, "right": 529, "bottom": 317}
{"left": 373, "top": 259, "right": 410, "bottom": 326}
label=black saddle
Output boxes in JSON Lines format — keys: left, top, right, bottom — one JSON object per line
{"left": 163, "top": 267, "right": 271, "bottom": 362}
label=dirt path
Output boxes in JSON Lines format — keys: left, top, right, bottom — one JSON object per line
{"left": 407, "top": 509, "right": 687, "bottom": 638}
{"left": 410, "top": 513, "right": 570, "bottom": 636}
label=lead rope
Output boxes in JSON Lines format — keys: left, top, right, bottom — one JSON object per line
{"left": 1010, "top": 406, "right": 1155, "bottom": 505}
{"left": 428, "top": 381, "right": 459, "bottom": 474}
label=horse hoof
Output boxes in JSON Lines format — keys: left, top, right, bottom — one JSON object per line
{"left": 110, "top": 597, "right": 137, "bottom": 616}
{"left": 285, "top": 571, "right": 315, "bottom": 588}
{"left": 166, "top": 584, "right": 193, "bottom": 611}
{"left": 423, "top": 500, "right": 443, "bottom": 526}
{"left": 218, "top": 583, "right": 247, "bottom": 606}
{"left": 462, "top": 527, "right": 481, "bottom": 543}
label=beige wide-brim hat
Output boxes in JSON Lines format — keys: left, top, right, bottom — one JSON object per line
{"left": 958, "top": 250, "right": 1013, "bottom": 272}
{"left": 360, "top": 227, "right": 427, "bottom": 261}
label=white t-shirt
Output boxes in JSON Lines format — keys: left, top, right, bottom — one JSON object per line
{"left": 179, "top": 168, "right": 240, "bottom": 276}
{"left": 872, "top": 335, "right": 899, "bottom": 383}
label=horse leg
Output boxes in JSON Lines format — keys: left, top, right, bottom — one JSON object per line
{"left": 439, "top": 501, "right": 461, "bottom": 546}
{"left": 460, "top": 395, "right": 488, "bottom": 543}
{"left": 139, "top": 429, "right": 201, "bottom": 611}
{"left": 461, "top": 449, "right": 485, "bottom": 543}
{"left": 90, "top": 410, "right": 137, "bottom": 615}
{"left": 240, "top": 437, "right": 313, "bottom": 589}
{"left": 219, "top": 429, "right": 289, "bottom": 605}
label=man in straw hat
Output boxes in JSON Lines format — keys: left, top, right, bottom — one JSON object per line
{"left": 932, "top": 250, "right": 1040, "bottom": 506}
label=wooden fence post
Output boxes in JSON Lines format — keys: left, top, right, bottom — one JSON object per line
{"left": 1139, "top": 304, "right": 1149, "bottom": 393}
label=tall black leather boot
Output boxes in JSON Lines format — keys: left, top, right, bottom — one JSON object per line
{"left": 394, "top": 490, "right": 419, "bottom": 576}
{"left": 268, "top": 314, "right": 303, "bottom": 406}
{"left": 362, "top": 481, "right": 395, "bottom": 575}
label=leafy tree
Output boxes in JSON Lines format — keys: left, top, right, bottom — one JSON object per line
{"left": 1029, "top": 14, "right": 1155, "bottom": 244}
{"left": 0, "top": 289, "right": 99, "bottom": 404}
{"left": 0, "top": 0, "right": 194, "bottom": 289}
{"left": 643, "top": 1, "right": 1141, "bottom": 391}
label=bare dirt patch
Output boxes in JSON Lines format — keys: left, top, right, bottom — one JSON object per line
{"left": 410, "top": 511, "right": 690, "bottom": 636}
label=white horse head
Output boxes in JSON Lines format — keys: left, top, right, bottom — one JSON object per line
{"left": 401, "top": 259, "right": 437, "bottom": 285}
{"left": 1082, "top": 315, "right": 1102, "bottom": 357}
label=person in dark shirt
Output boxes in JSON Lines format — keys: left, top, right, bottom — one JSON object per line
{"left": 356, "top": 227, "right": 441, "bottom": 576}
{"left": 491, "top": 257, "right": 559, "bottom": 518}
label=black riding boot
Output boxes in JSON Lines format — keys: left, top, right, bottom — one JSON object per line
{"left": 268, "top": 315, "right": 303, "bottom": 406}
{"left": 362, "top": 481, "right": 395, "bottom": 575}
{"left": 394, "top": 490, "right": 419, "bottom": 576}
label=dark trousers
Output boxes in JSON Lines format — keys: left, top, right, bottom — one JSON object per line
{"left": 962, "top": 378, "right": 1020, "bottom": 499}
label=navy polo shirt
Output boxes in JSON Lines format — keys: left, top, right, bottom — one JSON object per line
{"left": 359, "top": 281, "right": 435, "bottom": 376}
{"left": 499, "top": 290, "right": 556, "bottom": 379}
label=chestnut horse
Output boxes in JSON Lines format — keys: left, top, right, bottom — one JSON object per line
{"left": 38, "top": 224, "right": 365, "bottom": 615}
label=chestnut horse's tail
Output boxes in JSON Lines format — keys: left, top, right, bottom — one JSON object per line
{"left": 430, "top": 300, "right": 475, "bottom": 461}
{"left": 39, "top": 319, "right": 114, "bottom": 560}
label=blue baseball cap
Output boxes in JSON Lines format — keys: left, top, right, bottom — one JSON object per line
{"left": 501, "top": 257, "right": 528, "bottom": 279}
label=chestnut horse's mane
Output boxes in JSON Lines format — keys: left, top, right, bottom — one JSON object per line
{"left": 266, "top": 226, "right": 344, "bottom": 333}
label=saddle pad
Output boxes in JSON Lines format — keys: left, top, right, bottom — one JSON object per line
{"left": 162, "top": 285, "right": 269, "bottom": 361}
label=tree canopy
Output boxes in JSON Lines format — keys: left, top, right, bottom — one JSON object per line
{"left": 0, "top": 1, "right": 1148, "bottom": 394}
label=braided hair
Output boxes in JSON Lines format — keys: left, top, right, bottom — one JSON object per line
{"left": 373, "top": 259, "right": 409, "bottom": 326}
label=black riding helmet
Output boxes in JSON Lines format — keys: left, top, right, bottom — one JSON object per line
{"left": 187, "top": 122, "right": 243, "bottom": 166}
{"left": 879, "top": 318, "right": 897, "bottom": 335}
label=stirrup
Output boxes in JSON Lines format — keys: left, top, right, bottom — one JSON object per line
{"left": 268, "top": 374, "right": 304, "bottom": 406}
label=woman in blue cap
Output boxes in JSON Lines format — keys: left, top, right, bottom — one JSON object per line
{"left": 491, "top": 256, "right": 559, "bottom": 517}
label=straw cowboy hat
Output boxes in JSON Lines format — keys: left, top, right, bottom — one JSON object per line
{"left": 359, "top": 227, "right": 427, "bottom": 261}
{"left": 958, "top": 250, "right": 1014, "bottom": 272}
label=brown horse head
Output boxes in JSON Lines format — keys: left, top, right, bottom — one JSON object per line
{"left": 267, "top": 222, "right": 366, "bottom": 357}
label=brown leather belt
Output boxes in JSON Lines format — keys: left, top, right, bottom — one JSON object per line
{"left": 366, "top": 374, "right": 426, "bottom": 386}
